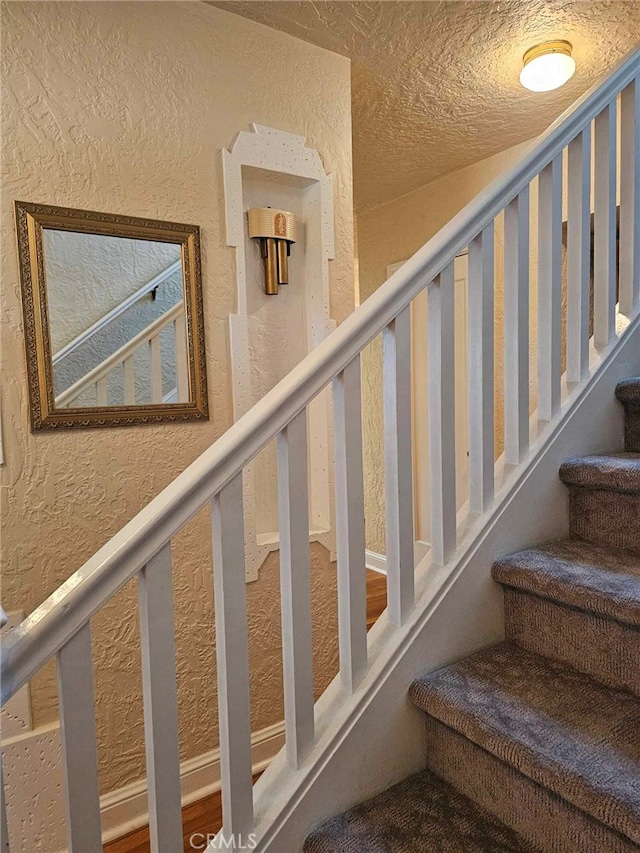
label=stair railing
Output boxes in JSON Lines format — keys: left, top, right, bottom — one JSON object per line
{"left": 55, "top": 300, "right": 187, "bottom": 408}
{"left": 1, "top": 47, "right": 639, "bottom": 853}
{"left": 51, "top": 259, "right": 182, "bottom": 367}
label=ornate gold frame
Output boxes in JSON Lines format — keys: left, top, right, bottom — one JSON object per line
{"left": 15, "top": 201, "right": 209, "bottom": 431}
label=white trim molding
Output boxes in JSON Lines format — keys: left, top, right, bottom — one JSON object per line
{"left": 101, "top": 720, "right": 285, "bottom": 844}
{"left": 221, "top": 124, "right": 337, "bottom": 580}
{"left": 365, "top": 550, "right": 387, "bottom": 575}
{"left": 365, "top": 542, "right": 430, "bottom": 576}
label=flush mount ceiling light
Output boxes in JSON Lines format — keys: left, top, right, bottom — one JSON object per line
{"left": 520, "top": 40, "right": 576, "bottom": 92}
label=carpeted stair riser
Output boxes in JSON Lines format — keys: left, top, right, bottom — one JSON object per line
{"left": 616, "top": 378, "right": 640, "bottom": 452}
{"left": 504, "top": 588, "right": 640, "bottom": 696}
{"left": 303, "top": 768, "right": 535, "bottom": 853}
{"left": 409, "top": 643, "right": 640, "bottom": 846}
{"left": 624, "top": 409, "right": 640, "bottom": 452}
{"left": 423, "top": 716, "right": 638, "bottom": 853}
{"left": 568, "top": 487, "right": 640, "bottom": 553}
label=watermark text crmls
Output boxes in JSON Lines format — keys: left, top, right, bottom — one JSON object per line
{"left": 189, "top": 832, "right": 258, "bottom": 850}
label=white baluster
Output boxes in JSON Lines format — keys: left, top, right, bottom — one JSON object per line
{"left": 504, "top": 187, "right": 530, "bottom": 464}
{"left": 594, "top": 102, "right": 618, "bottom": 346}
{"left": 383, "top": 306, "right": 414, "bottom": 626}
{"left": 96, "top": 376, "right": 108, "bottom": 406}
{"left": 211, "top": 474, "right": 253, "bottom": 845}
{"left": 428, "top": 264, "right": 456, "bottom": 566}
{"left": 138, "top": 544, "right": 183, "bottom": 853}
{"left": 175, "top": 316, "right": 189, "bottom": 403}
{"left": 57, "top": 623, "right": 102, "bottom": 853}
{"left": 620, "top": 77, "right": 640, "bottom": 316}
{"left": 150, "top": 334, "right": 163, "bottom": 403}
{"left": 538, "top": 155, "right": 563, "bottom": 420}
{"left": 567, "top": 128, "right": 592, "bottom": 383}
{"left": 468, "top": 223, "right": 494, "bottom": 512}
{"left": 1, "top": 755, "right": 10, "bottom": 853}
{"left": 277, "top": 409, "right": 314, "bottom": 767}
{"left": 124, "top": 355, "right": 135, "bottom": 405}
{"left": 332, "top": 356, "right": 367, "bottom": 692}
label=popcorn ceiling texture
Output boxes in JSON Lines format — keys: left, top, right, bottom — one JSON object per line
{"left": 214, "top": 0, "right": 640, "bottom": 211}
{"left": 1, "top": 0, "right": 353, "bottom": 798}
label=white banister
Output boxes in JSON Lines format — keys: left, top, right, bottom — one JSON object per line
{"left": 124, "top": 355, "right": 136, "bottom": 405}
{"left": 468, "top": 223, "right": 495, "bottom": 513}
{"left": 57, "top": 623, "right": 102, "bottom": 853}
{"left": 620, "top": 77, "right": 640, "bottom": 316}
{"left": 277, "top": 410, "right": 315, "bottom": 767}
{"left": 96, "top": 375, "right": 108, "bottom": 406}
{"left": 55, "top": 301, "right": 183, "bottom": 408}
{"left": 211, "top": 475, "right": 254, "bottom": 845}
{"left": 150, "top": 334, "right": 163, "bottom": 403}
{"left": 537, "top": 154, "right": 563, "bottom": 421}
{"left": 567, "top": 127, "right": 592, "bottom": 383}
{"left": 428, "top": 264, "right": 456, "bottom": 566}
{"left": 333, "top": 357, "right": 367, "bottom": 692}
{"left": 594, "top": 101, "right": 618, "bottom": 348}
{"left": 3, "top": 47, "right": 638, "bottom": 754}
{"left": 383, "top": 306, "right": 414, "bottom": 626}
{"left": 138, "top": 545, "right": 183, "bottom": 853}
{"left": 503, "top": 186, "right": 530, "bottom": 465}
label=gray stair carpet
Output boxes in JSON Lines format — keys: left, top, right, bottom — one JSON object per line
{"left": 493, "top": 540, "right": 640, "bottom": 627}
{"left": 304, "top": 769, "right": 537, "bottom": 852}
{"left": 409, "top": 642, "right": 640, "bottom": 847}
{"left": 493, "top": 540, "right": 640, "bottom": 695}
{"left": 558, "top": 452, "right": 640, "bottom": 553}
{"left": 617, "top": 377, "right": 640, "bottom": 452}
{"left": 304, "top": 377, "right": 640, "bottom": 852}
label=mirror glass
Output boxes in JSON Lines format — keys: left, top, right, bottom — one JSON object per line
{"left": 44, "top": 230, "right": 188, "bottom": 409}
{"left": 16, "top": 201, "right": 208, "bottom": 431}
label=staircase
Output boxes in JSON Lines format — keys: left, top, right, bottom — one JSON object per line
{"left": 305, "top": 379, "right": 640, "bottom": 852}
{"left": 2, "top": 46, "right": 639, "bottom": 853}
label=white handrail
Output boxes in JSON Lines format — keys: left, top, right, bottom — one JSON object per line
{"left": 51, "top": 260, "right": 182, "bottom": 367}
{"left": 55, "top": 301, "right": 184, "bottom": 407}
{"left": 2, "top": 45, "right": 639, "bottom": 706}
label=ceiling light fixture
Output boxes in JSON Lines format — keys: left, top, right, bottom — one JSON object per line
{"left": 520, "top": 40, "right": 576, "bottom": 92}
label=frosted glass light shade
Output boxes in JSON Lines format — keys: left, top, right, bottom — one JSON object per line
{"left": 520, "top": 41, "right": 576, "bottom": 92}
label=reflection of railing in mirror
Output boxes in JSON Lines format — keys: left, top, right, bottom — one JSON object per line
{"left": 51, "top": 259, "right": 182, "bottom": 368}
{"left": 55, "top": 302, "right": 189, "bottom": 408}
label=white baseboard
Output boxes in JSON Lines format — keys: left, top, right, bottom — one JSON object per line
{"left": 365, "top": 541, "right": 430, "bottom": 576}
{"left": 364, "top": 550, "right": 387, "bottom": 575}
{"left": 101, "top": 720, "right": 285, "bottom": 843}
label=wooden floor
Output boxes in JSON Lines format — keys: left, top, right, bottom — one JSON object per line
{"left": 104, "top": 570, "right": 387, "bottom": 853}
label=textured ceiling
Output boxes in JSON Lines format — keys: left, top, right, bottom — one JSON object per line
{"left": 212, "top": 1, "right": 640, "bottom": 211}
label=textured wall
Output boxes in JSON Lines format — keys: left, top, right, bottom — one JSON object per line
{"left": 1, "top": 0, "right": 353, "bottom": 800}
{"left": 357, "top": 139, "right": 536, "bottom": 555}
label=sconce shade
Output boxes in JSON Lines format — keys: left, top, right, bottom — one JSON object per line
{"left": 248, "top": 207, "right": 296, "bottom": 295}
{"left": 248, "top": 207, "right": 296, "bottom": 242}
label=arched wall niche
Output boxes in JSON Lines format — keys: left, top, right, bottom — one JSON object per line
{"left": 222, "top": 124, "right": 336, "bottom": 581}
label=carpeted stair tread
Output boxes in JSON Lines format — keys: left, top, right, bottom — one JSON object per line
{"left": 492, "top": 540, "right": 640, "bottom": 627}
{"left": 409, "top": 642, "right": 640, "bottom": 844}
{"left": 303, "top": 768, "right": 537, "bottom": 853}
{"left": 559, "top": 453, "right": 640, "bottom": 493}
{"left": 616, "top": 377, "right": 640, "bottom": 407}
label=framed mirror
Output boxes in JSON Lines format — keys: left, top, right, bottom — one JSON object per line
{"left": 15, "top": 201, "right": 208, "bottom": 430}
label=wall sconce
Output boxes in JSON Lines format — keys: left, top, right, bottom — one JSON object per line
{"left": 248, "top": 207, "right": 297, "bottom": 295}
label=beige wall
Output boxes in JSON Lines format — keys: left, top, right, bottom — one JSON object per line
{"left": 357, "top": 140, "right": 536, "bottom": 555}
{"left": 1, "top": 1, "right": 353, "bottom": 795}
